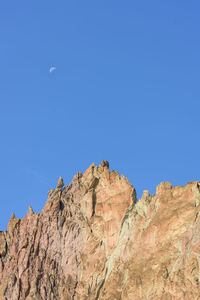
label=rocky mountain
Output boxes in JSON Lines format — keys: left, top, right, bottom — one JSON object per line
{"left": 0, "top": 161, "right": 200, "bottom": 299}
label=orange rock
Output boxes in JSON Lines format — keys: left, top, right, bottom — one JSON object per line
{"left": 0, "top": 163, "right": 200, "bottom": 299}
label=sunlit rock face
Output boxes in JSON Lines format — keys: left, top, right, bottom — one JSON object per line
{"left": 0, "top": 161, "right": 200, "bottom": 299}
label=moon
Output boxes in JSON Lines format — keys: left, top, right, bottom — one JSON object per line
{"left": 49, "top": 66, "right": 56, "bottom": 73}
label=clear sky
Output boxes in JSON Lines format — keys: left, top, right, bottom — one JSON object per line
{"left": 0, "top": 1, "right": 199, "bottom": 230}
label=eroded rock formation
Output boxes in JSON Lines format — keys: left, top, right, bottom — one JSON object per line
{"left": 0, "top": 161, "right": 200, "bottom": 299}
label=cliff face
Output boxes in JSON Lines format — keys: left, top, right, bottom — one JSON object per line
{"left": 0, "top": 161, "right": 200, "bottom": 300}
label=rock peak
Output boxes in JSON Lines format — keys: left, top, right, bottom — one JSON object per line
{"left": 0, "top": 164, "right": 200, "bottom": 299}
{"left": 28, "top": 205, "right": 34, "bottom": 215}
{"left": 56, "top": 176, "right": 64, "bottom": 189}
{"left": 99, "top": 160, "right": 109, "bottom": 168}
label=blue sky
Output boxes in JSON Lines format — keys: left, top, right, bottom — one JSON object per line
{"left": 0, "top": 1, "right": 199, "bottom": 230}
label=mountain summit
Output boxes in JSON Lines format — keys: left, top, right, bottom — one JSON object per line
{"left": 0, "top": 161, "right": 200, "bottom": 299}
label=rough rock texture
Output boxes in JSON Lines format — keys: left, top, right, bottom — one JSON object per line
{"left": 0, "top": 161, "right": 200, "bottom": 299}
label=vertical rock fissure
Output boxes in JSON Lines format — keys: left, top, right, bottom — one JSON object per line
{"left": 92, "top": 190, "right": 96, "bottom": 217}
{"left": 95, "top": 268, "right": 108, "bottom": 300}
{"left": 72, "top": 276, "right": 78, "bottom": 300}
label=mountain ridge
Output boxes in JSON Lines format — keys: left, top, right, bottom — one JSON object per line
{"left": 0, "top": 161, "right": 200, "bottom": 299}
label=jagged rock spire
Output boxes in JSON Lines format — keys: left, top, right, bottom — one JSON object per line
{"left": 28, "top": 205, "right": 34, "bottom": 215}
{"left": 56, "top": 176, "right": 64, "bottom": 189}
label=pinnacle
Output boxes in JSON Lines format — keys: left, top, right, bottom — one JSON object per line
{"left": 99, "top": 160, "right": 109, "bottom": 168}
{"left": 56, "top": 176, "right": 64, "bottom": 189}
{"left": 28, "top": 205, "right": 34, "bottom": 215}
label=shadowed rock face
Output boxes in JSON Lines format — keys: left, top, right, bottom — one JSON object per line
{"left": 0, "top": 161, "right": 200, "bottom": 300}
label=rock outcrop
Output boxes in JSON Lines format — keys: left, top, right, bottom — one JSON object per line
{"left": 0, "top": 161, "right": 200, "bottom": 299}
